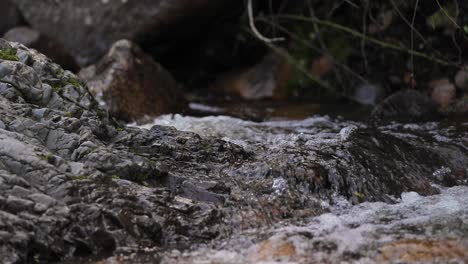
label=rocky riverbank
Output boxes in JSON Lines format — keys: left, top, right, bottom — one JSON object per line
{"left": 1, "top": 40, "right": 467, "bottom": 263}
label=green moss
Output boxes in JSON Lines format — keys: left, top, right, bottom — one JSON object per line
{"left": 111, "top": 174, "right": 120, "bottom": 180}
{"left": 55, "top": 68, "right": 65, "bottom": 76}
{"left": 0, "top": 48, "right": 19, "bottom": 61}
{"left": 354, "top": 191, "right": 364, "bottom": 199}
{"left": 96, "top": 109, "right": 106, "bottom": 118}
{"left": 67, "top": 78, "right": 82, "bottom": 87}
{"left": 33, "top": 254, "right": 40, "bottom": 264}
{"left": 66, "top": 175, "right": 88, "bottom": 181}
{"left": 63, "top": 111, "right": 72, "bottom": 118}
{"left": 44, "top": 77, "right": 82, "bottom": 93}
{"left": 38, "top": 153, "right": 54, "bottom": 163}
{"left": 427, "top": 5, "right": 456, "bottom": 29}
{"left": 43, "top": 80, "right": 65, "bottom": 93}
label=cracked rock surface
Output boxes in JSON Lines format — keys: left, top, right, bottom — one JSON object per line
{"left": 0, "top": 39, "right": 467, "bottom": 263}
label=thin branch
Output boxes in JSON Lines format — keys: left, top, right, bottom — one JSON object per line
{"left": 410, "top": 0, "right": 419, "bottom": 83}
{"left": 434, "top": 0, "right": 468, "bottom": 42}
{"left": 247, "top": 0, "right": 285, "bottom": 43}
{"left": 277, "top": 14, "right": 458, "bottom": 67}
{"left": 258, "top": 16, "right": 373, "bottom": 87}
{"left": 361, "top": 0, "right": 369, "bottom": 73}
{"left": 388, "top": 0, "right": 449, "bottom": 62}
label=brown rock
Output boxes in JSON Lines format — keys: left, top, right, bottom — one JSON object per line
{"left": 249, "top": 238, "right": 297, "bottom": 262}
{"left": 3, "top": 27, "right": 79, "bottom": 72}
{"left": 309, "top": 54, "right": 334, "bottom": 78}
{"left": 429, "top": 79, "right": 456, "bottom": 107}
{"left": 79, "top": 39, "right": 187, "bottom": 122}
{"left": 211, "top": 51, "right": 291, "bottom": 100}
{"left": 377, "top": 239, "right": 468, "bottom": 263}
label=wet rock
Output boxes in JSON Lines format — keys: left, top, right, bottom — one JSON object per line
{"left": 429, "top": 79, "right": 456, "bottom": 107}
{"left": 455, "top": 66, "right": 468, "bottom": 92}
{"left": 0, "top": 38, "right": 247, "bottom": 262}
{"left": 14, "top": 0, "right": 239, "bottom": 66}
{"left": 377, "top": 239, "right": 468, "bottom": 263}
{"left": 0, "top": 0, "right": 23, "bottom": 35}
{"left": 3, "top": 27, "right": 79, "bottom": 72}
{"left": 159, "top": 186, "right": 468, "bottom": 264}
{"left": 211, "top": 51, "right": 290, "bottom": 100}
{"left": 248, "top": 235, "right": 300, "bottom": 262}
{"left": 352, "top": 83, "right": 385, "bottom": 105}
{"left": 453, "top": 96, "right": 468, "bottom": 113}
{"left": 79, "top": 39, "right": 187, "bottom": 122}
{"left": 371, "top": 89, "right": 436, "bottom": 122}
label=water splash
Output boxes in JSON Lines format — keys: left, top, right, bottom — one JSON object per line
{"left": 161, "top": 186, "right": 468, "bottom": 263}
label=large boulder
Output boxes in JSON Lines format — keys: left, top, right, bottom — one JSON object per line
{"left": 79, "top": 39, "right": 187, "bottom": 122}
{"left": 0, "top": 0, "right": 23, "bottom": 35}
{"left": 14, "top": 0, "right": 240, "bottom": 66}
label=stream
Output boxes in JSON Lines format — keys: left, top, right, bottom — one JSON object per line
{"left": 123, "top": 111, "right": 468, "bottom": 263}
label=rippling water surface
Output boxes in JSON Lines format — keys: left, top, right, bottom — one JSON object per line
{"left": 126, "top": 114, "right": 468, "bottom": 263}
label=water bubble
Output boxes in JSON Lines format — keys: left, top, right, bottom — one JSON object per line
{"left": 272, "top": 178, "right": 287, "bottom": 196}
{"left": 432, "top": 166, "right": 452, "bottom": 181}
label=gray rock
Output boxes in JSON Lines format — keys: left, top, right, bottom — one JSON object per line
{"left": 14, "top": 0, "right": 239, "bottom": 65}
{"left": 371, "top": 89, "right": 436, "bottom": 122}
{"left": 6, "top": 195, "right": 34, "bottom": 213}
{"left": 10, "top": 185, "right": 32, "bottom": 198}
{"left": 3, "top": 27, "right": 79, "bottom": 72}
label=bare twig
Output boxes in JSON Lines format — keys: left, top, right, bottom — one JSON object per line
{"left": 247, "top": 0, "right": 285, "bottom": 43}
{"left": 409, "top": 0, "right": 419, "bottom": 84}
{"left": 388, "top": 0, "right": 449, "bottom": 62}
{"left": 434, "top": 0, "right": 468, "bottom": 42}
{"left": 277, "top": 14, "right": 457, "bottom": 67}
{"left": 361, "top": 0, "right": 369, "bottom": 73}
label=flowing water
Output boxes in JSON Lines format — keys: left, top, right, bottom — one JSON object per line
{"left": 160, "top": 186, "right": 468, "bottom": 263}
{"left": 125, "top": 113, "right": 468, "bottom": 263}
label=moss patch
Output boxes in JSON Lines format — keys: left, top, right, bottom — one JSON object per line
{"left": 44, "top": 77, "right": 82, "bottom": 93}
{"left": 68, "top": 78, "right": 82, "bottom": 88}
{"left": 66, "top": 175, "right": 88, "bottom": 181}
{"left": 0, "top": 48, "right": 19, "bottom": 61}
